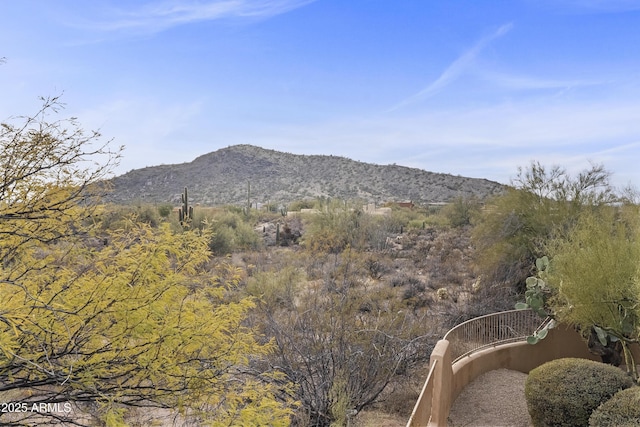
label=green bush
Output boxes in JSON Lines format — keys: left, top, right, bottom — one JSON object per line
{"left": 208, "top": 225, "right": 234, "bottom": 255}
{"left": 157, "top": 203, "right": 173, "bottom": 218}
{"left": 589, "top": 387, "right": 640, "bottom": 427}
{"left": 525, "top": 358, "right": 634, "bottom": 427}
{"left": 407, "top": 219, "right": 427, "bottom": 229}
{"left": 96, "top": 204, "right": 163, "bottom": 230}
{"left": 441, "top": 196, "right": 480, "bottom": 228}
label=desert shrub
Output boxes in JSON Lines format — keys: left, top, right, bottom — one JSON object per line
{"left": 440, "top": 195, "right": 480, "bottom": 228}
{"left": 246, "top": 266, "right": 301, "bottom": 309}
{"left": 589, "top": 387, "right": 640, "bottom": 427}
{"left": 402, "top": 280, "right": 426, "bottom": 301}
{"left": 525, "top": 358, "right": 634, "bottom": 427}
{"left": 436, "top": 288, "right": 448, "bottom": 300}
{"left": 275, "top": 221, "right": 301, "bottom": 246}
{"left": 232, "top": 220, "right": 262, "bottom": 250}
{"left": 249, "top": 249, "right": 434, "bottom": 426}
{"left": 157, "top": 203, "right": 173, "bottom": 218}
{"left": 389, "top": 273, "right": 422, "bottom": 288}
{"left": 135, "top": 204, "right": 161, "bottom": 227}
{"left": 301, "top": 208, "right": 354, "bottom": 253}
{"left": 407, "top": 219, "right": 427, "bottom": 229}
{"left": 95, "top": 204, "right": 165, "bottom": 230}
{"left": 449, "top": 283, "right": 518, "bottom": 324}
{"left": 198, "top": 210, "right": 261, "bottom": 254}
{"left": 263, "top": 285, "right": 432, "bottom": 426}
{"left": 208, "top": 224, "right": 235, "bottom": 255}
{"left": 289, "top": 199, "right": 316, "bottom": 211}
{"left": 364, "top": 255, "right": 387, "bottom": 279}
{"left": 422, "top": 213, "right": 450, "bottom": 228}
{"left": 384, "top": 209, "right": 412, "bottom": 233}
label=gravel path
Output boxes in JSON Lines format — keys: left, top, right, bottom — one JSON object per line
{"left": 447, "top": 369, "right": 533, "bottom": 427}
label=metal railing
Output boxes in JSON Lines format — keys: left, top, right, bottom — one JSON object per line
{"left": 443, "top": 309, "right": 547, "bottom": 363}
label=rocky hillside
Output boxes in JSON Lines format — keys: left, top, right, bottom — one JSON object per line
{"left": 107, "top": 145, "right": 504, "bottom": 205}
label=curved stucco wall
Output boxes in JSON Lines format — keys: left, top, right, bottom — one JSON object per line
{"left": 451, "top": 324, "right": 600, "bottom": 401}
{"left": 415, "top": 324, "right": 640, "bottom": 427}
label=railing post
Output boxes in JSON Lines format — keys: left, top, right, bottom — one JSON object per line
{"left": 429, "top": 339, "right": 452, "bottom": 427}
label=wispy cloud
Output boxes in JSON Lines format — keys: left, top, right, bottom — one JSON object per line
{"left": 476, "top": 70, "right": 603, "bottom": 92}
{"left": 388, "top": 23, "right": 514, "bottom": 112}
{"left": 73, "top": 0, "right": 316, "bottom": 35}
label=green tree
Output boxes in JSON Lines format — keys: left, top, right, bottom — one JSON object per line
{"left": 473, "top": 161, "right": 617, "bottom": 291}
{"left": 0, "top": 99, "right": 293, "bottom": 426}
{"left": 543, "top": 207, "right": 640, "bottom": 379}
{"left": 441, "top": 195, "right": 480, "bottom": 228}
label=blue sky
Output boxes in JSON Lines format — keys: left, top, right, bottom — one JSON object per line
{"left": 1, "top": 1, "right": 640, "bottom": 188}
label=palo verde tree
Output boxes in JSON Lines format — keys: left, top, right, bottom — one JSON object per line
{"left": 473, "top": 161, "right": 618, "bottom": 292}
{"left": 528, "top": 206, "right": 640, "bottom": 381}
{"left": 0, "top": 98, "right": 294, "bottom": 426}
{"left": 0, "top": 96, "right": 119, "bottom": 252}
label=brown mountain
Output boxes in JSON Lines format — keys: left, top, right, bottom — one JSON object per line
{"left": 107, "top": 144, "right": 504, "bottom": 205}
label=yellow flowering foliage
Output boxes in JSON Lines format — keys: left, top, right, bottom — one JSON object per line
{"left": 0, "top": 97, "right": 291, "bottom": 426}
{"left": 0, "top": 220, "right": 293, "bottom": 426}
{"left": 0, "top": 98, "right": 293, "bottom": 425}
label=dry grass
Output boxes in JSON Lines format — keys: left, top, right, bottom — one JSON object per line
{"left": 354, "top": 410, "right": 408, "bottom": 427}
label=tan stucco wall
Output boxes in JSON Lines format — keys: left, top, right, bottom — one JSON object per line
{"left": 426, "top": 340, "right": 451, "bottom": 427}
{"left": 420, "top": 325, "right": 640, "bottom": 427}
{"left": 409, "top": 324, "right": 640, "bottom": 427}
{"left": 451, "top": 324, "right": 600, "bottom": 401}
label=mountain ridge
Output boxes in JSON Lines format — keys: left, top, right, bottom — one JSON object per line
{"left": 107, "top": 144, "right": 505, "bottom": 205}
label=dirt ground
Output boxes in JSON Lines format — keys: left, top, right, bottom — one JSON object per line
{"left": 447, "top": 369, "right": 532, "bottom": 427}
{"left": 354, "top": 369, "right": 532, "bottom": 427}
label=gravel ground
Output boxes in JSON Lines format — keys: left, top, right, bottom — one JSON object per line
{"left": 447, "top": 369, "right": 533, "bottom": 427}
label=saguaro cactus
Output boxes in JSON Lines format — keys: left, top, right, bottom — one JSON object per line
{"left": 246, "top": 181, "right": 251, "bottom": 215}
{"left": 178, "top": 187, "right": 194, "bottom": 227}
